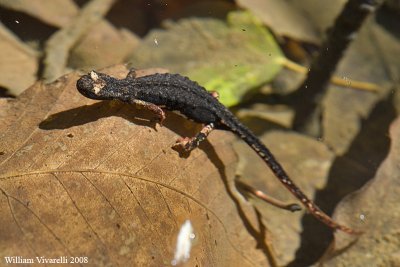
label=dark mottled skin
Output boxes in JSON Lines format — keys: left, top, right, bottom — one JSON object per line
{"left": 76, "top": 70, "right": 358, "bottom": 234}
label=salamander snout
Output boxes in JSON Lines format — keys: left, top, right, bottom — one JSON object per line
{"left": 76, "top": 71, "right": 109, "bottom": 100}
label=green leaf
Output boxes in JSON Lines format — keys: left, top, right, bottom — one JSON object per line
{"left": 128, "top": 11, "right": 284, "bottom": 106}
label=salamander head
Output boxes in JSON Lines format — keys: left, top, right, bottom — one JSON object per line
{"left": 76, "top": 71, "right": 117, "bottom": 100}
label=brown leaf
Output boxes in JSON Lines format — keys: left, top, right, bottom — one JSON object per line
{"left": 0, "top": 23, "right": 38, "bottom": 95}
{"left": 43, "top": 0, "right": 117, "bottom": 82}
{"left": 234, "top": 131, "right": 335, "bottom": 265}
{"left": 319, "top": 115, "right": 400, "bottom": 266}
{"left": 68, "top": 21, "right": 139, "bottom": 71}
{"left": 322, "top": 18, "right": 398, "bottom": 155}
{"left": 236, "top": 0, "right": 321, "bottom": 43}
{"left": 0, "top": 0, "right": 79, "bottom": 28}
{"left": 0, "top": 65, "right": 272, "bottom": 266}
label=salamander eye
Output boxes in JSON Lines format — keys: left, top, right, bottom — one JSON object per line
{"left": 90, "top": 71, "right": 99, "bottom": 81}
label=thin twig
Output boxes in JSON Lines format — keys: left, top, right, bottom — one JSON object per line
{"left": 281, "top": 58, "right": 381, "bottom": 92}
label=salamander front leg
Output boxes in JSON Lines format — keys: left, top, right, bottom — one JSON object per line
{"left": 131, "top": 99, "right": 166, "bottom": 126}
{"left": 174, "top": 123, "right": 215, "bottom": 152}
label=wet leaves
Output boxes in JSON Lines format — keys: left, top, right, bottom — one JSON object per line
{"left": 0, "top": 23, "right": 38, "bottom": 95}
{"left": 320, "top": 116, "right": 400, "bottom": 266}
{"left": 128, "top": 11, "right": 285, "bottom": 107}
{"left": 0, "top": 2, "right": 399, "bottom": 266}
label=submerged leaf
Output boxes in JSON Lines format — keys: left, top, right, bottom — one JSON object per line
{"left": 320, "top": 116, "right": 400, "bottom": 266}
{"left": 128, "top": 11, "right": 284, "bottom": 106}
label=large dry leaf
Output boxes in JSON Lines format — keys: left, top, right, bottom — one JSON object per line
{"left": 319, "top": 115, "right": 400, "bottom": 266}
{"left": 0, "top": 65, "right": 272, "bottom": 266}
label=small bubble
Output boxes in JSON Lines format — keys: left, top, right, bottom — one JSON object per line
{"left": 154, "top": 38, "right": 158, "bottom": 45}
{"left": 359, "top": 214, "right": 366, "bottom": 221}
{"left": 342, "top": 76, "right": 351, "bottom": 85}
{"left": 15, "top": 20, "right": 20, "bottom": 24}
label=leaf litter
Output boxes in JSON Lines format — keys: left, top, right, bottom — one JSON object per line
{"left": 0, "top": 1, "right": 399, "bottom": 266}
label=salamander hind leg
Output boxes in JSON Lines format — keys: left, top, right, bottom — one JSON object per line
{"left": 174, "top": 123, "right": 215, "bottom": 152}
